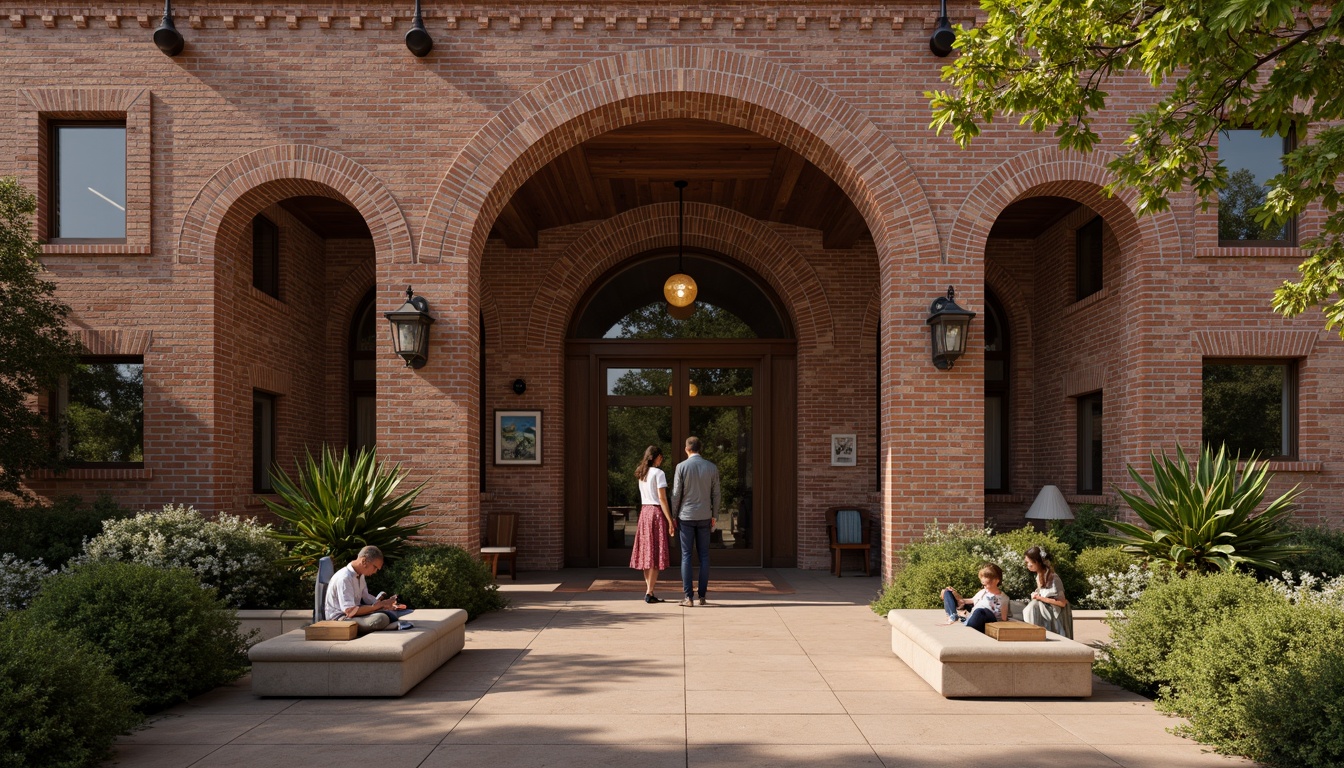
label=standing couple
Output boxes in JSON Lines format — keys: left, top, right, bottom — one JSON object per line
{"left": 630, "top": 437, "right": 720, "bottom": 606}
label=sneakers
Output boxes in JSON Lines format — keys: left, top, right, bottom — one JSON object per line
{"left": 679, "top": 598, "right": 695, "bottom": 607}
{"left": 944, "top": 615, "right": 961, "bottom": 624}
{"left": 698, "top": 597, "right": 707, "bottom": 606}
{"left": 644, "top": 594, "right": 664, "bottom": 604}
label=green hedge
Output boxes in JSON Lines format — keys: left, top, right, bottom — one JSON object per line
{"left": 26, "top": 561, "right": 250, "bottom": 712}
{"left": 0, "top": 495, "right": 129, "bottom": 568}
{"left": 1277, "top": 524, "right": 1344, "bottom": 579}
{"left": 381, "top": 545, "right": 508, "bottom": 620}
{"left": 0, "top": 615, "right": 140, "bottom": 768}
{"left": 871, "top": 524, "right": 1082, "bottom": 617}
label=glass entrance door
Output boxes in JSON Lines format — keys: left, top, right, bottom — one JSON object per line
{"left": 600, "top": 362, "right": 759, "bottom": 567}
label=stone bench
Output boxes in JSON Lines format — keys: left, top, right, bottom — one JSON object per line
{"left": 887, "top": 609, "right": 1094, "bottom": 698}
{"left": 248, "top": 608, "right": 468, "bottom": 697}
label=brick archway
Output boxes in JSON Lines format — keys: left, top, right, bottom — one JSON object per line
{"left": 418, "top": 46, "right": 939, "bottom": 272}
{"left": 946, "top": 147, "right": 1180, "bottom": 264}
{"left": 523, "top": 203, "right": 836, "bottom": 352}
{"left": 175, "top": 144, "right": 412, "bottom": 266}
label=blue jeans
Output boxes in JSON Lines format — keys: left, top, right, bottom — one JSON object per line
{"left": 679, "top": 518, "right": 711, "bottom": 599}
{"left": 942, "top": 590, "right": 995, "bottom": 634}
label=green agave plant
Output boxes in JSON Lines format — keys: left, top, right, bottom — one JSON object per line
{"left": 264, "top": 446, "right": 428, "bottom": 570}
{"left": 1104, "top": 444, "right": 1307, "bottom": 574}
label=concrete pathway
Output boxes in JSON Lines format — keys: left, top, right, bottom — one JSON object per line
{"left": 108, "top": 569, "right": 1254, "bottom": 767}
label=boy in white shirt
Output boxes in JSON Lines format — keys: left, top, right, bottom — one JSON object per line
{"left": 941, "top": 562, "right": 1009, "bottom": 633}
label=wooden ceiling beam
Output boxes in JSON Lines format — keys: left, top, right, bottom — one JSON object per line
{"left": 494, "top": 200, "right": 538, "bottom": 249}
{"left": 561, "top": 146, "right": 613, "bottom": 220}
{"left": 767, "top": 148, "right": 808, "bottom": 222}
{"left": 822, "top": 202, "right": 867, "bottom": 249}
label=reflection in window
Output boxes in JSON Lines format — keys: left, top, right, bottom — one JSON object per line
{"left": 1203, "top": 360, "right": 1296, "bottom": 458}
{"left": 604, "top": 302, "right": 757, "bottom": 340}
{"left": 1218, "top": 129, "right": 1293, "bottom": 244}
{"left": 53, "top": 124, "right": 127, "bottom": 239}
{"left": 689, "top": 368, "right": 753, "bottom": 397}
{"left": 606, "top": 368, "right": 673, "bottom": 397}
{"left": 56, "top": 359, "right": 143, "bottom": 464}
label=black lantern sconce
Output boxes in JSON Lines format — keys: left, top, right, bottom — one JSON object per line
{"left": 512, "top": 378, "right": 527, "bottom": 395}
{"left": 152, "top": 0, "right": 185, "bottom": 56}
{"left": 385, "top": 286, "right": 435, "bottom": 368}
{"left": 926, "top": 286, "right": 975, "bottom": 370}
{"left": 405, "top": 0, "right": 433, "bottom": 56}
{"left": 929, "top": 0, "right": 956, "bottom": 56}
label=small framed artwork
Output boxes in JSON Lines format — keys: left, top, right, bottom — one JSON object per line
{"left": 831, "top": 434, "right": 857, "bottom": 466}
{"left": 495, "top": 410, "right": 542, "bottom": 465}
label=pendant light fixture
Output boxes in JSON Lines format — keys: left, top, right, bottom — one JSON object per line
{"left": 663, "top": 180, "right": 698, "bottom": 310}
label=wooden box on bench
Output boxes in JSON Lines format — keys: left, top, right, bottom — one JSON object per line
{"left": 986, "top": 621, "right": 1046, "bottom": 642}
{"left": 305, "top": 621, "right": 357, "bottom": 641}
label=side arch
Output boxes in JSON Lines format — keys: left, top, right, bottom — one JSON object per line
{"left": 418, "top": 46, "right": 940, "bottom": 274}
{"left": 523, "top": 203, "right": 835, "bottom": 352}
{"left": 946, "top": 147, "right": 1182, "bottom": 265}
{"left": 175, "top": 144, "right": 413, "bottom": 266}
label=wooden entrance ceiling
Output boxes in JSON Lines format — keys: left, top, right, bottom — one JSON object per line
{"left": 492, "top": 119, "right": 870, "bottom": 249}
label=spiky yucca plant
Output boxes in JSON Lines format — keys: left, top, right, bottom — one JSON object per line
{"left": 264, "top": 446, "right": 428, "bottom": 570}
{"left": 1104, "top": 444, "right": 1306, "bottom": 574}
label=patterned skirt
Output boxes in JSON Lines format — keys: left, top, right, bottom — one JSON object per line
{"left": 629, "top": 504, "right": 671, "bottom": 570}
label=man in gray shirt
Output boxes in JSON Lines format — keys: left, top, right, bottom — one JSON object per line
{"left": 671, "top": 436, "right": 720, "bottom": 606}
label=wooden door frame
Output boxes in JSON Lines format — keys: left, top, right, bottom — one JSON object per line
{"left": 564, "top": 338, "right": 796, "bottom": 568}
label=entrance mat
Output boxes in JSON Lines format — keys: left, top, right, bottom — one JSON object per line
{"left": 562, "top": 572, "right": 794, "bottom": 595}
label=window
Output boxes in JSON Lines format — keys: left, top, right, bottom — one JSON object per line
{"left": 1075, "top": 216, "right": 1103, "bottom": 301}
{"left": 51, "top": 123, "right": 127, "bottom": 240}
{"left": 1202, "top": 360, "right": 1297, "bottom": 459}
{"left": 253, "top": 391, "right": 277, "bottom": 492}
{"left": 54, "top": 357, "right": 143, "bottom": 466}
{"left": 984, "top": 293, "right": 1009, "bottom": 492}
{"left": 349, "top": 291, "right": 377, "bottom": 456}
{"left": 1077, "top": 392, "right": 1102, "bottom": 494}
{"left": 252, "top": 215, "right": 280, "bottom": 299}
{"left": 1218, "top": 128, "right": 1295, "bottom": 245}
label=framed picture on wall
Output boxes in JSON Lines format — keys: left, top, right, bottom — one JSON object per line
{"left": 495, "top": 410, "right": 542, "bottom": 465}
{"left": 831, "top": 434, "right": 857, "bottom": 466}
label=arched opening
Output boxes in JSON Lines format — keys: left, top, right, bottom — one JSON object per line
{"left": 564, "top": 250, "right": 797, "bottom": 568}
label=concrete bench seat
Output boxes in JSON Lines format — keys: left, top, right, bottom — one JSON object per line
{"left": 888, "top": 609, "right": 1094, "bottom": 698}
{"left": 248, "top": 608, "right": 468, "bottom": 697}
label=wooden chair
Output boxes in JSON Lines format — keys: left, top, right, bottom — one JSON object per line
{"left": 481, "top": 512, "right": 518, "bottom": 580}
{"left": 825, "top": 506, "right": 874, "bottom": 577}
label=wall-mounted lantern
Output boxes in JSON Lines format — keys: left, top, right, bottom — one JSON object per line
{"left": 929, "top": 0, "right": 956, "bottom": 56}
{"left": 385, "top": 286, "right": 435, "bottom": 368}
{"left": 405, "top": 0, "right": 433, "bottom": 56}
{"left": 926, "top": 285, "right": 975, "bottom": 370}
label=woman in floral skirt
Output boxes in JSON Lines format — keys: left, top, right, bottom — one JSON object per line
{"left": 630, "top": 445, "right": 676, "bottom": 603}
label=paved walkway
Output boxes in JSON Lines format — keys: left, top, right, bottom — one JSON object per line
{"left": 110, "top": 569, "right": 1254, "bottom": 767}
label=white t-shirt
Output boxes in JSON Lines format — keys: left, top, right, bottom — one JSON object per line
{"left": 639, "top": 466, "right": 668, "bottom": 505}
{"left": 324, "top": 563, "right": 375, "bottom": 622}
{"left": 971, "top": 588, "right": 1008, "bottom": 621}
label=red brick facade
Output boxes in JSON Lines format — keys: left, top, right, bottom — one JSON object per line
{"left": 4, "top": 3, "right": 1340, "bottom": 576}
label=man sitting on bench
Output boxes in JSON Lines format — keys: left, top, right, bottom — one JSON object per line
{"left": 324, "top": 545, "right": 406, "bottom": 634}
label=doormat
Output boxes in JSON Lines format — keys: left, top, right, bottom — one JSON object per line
{"left": 564, "top": 571, "right": 794, "bottom": 595}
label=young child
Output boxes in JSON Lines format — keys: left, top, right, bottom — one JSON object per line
{"left": 941, "top": 562, "right": 1009, "bottom": 633}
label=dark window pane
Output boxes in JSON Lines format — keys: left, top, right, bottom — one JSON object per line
{"left": 1075, "top": 216, "right": 1104, "bottom": 300}
{"left": 690, "top": 367, "right": 753, "bottom": 397}
{"left": 253, "top": 392, "right": 276, "bottom": 492}
{"left": 1218, "top": 129, "right": 1291, "bottom": 242}
{"left": 1203, "top": 362, "right": 1293, "bottom": 458}
{"left": 252, "top": 215, "right": 280, "bottom": 298}
{"left": 64, "top": 360, "right": 142, "bottom": 463}
{"left": 55, "top": 125, "right": 126, "bottom": 238}
{"left": 1077, "top": 393, "right": 1102, "bottom": 493}
{"left": 986, "top": 395, "right": 1004, "bottom": 490}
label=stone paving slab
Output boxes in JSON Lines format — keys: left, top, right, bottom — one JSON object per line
{"left": 105, "top": 568, "right": 1257, "bottom": 767}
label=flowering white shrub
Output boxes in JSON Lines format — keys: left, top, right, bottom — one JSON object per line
{"left": 82, "top": 504, "right": 297, "bottom": 608}
{"left": 0, "top": 552, "right": 55, "bottom": 612}
{"left": 1081, "top": 563, "right": 1153, "bottom": 610}
{"left": 1267, "top": 571, "right": 1344, "bottom": 608}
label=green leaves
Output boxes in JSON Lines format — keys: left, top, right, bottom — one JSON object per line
{"left": 263, "top": 445, "right": 428, "bottom": 571}
{"left": 1103, "top": 444, "right": 1306, "bottom": 573}
{"left": 929, "top": 0, "right": 1344, "bottom": 337}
